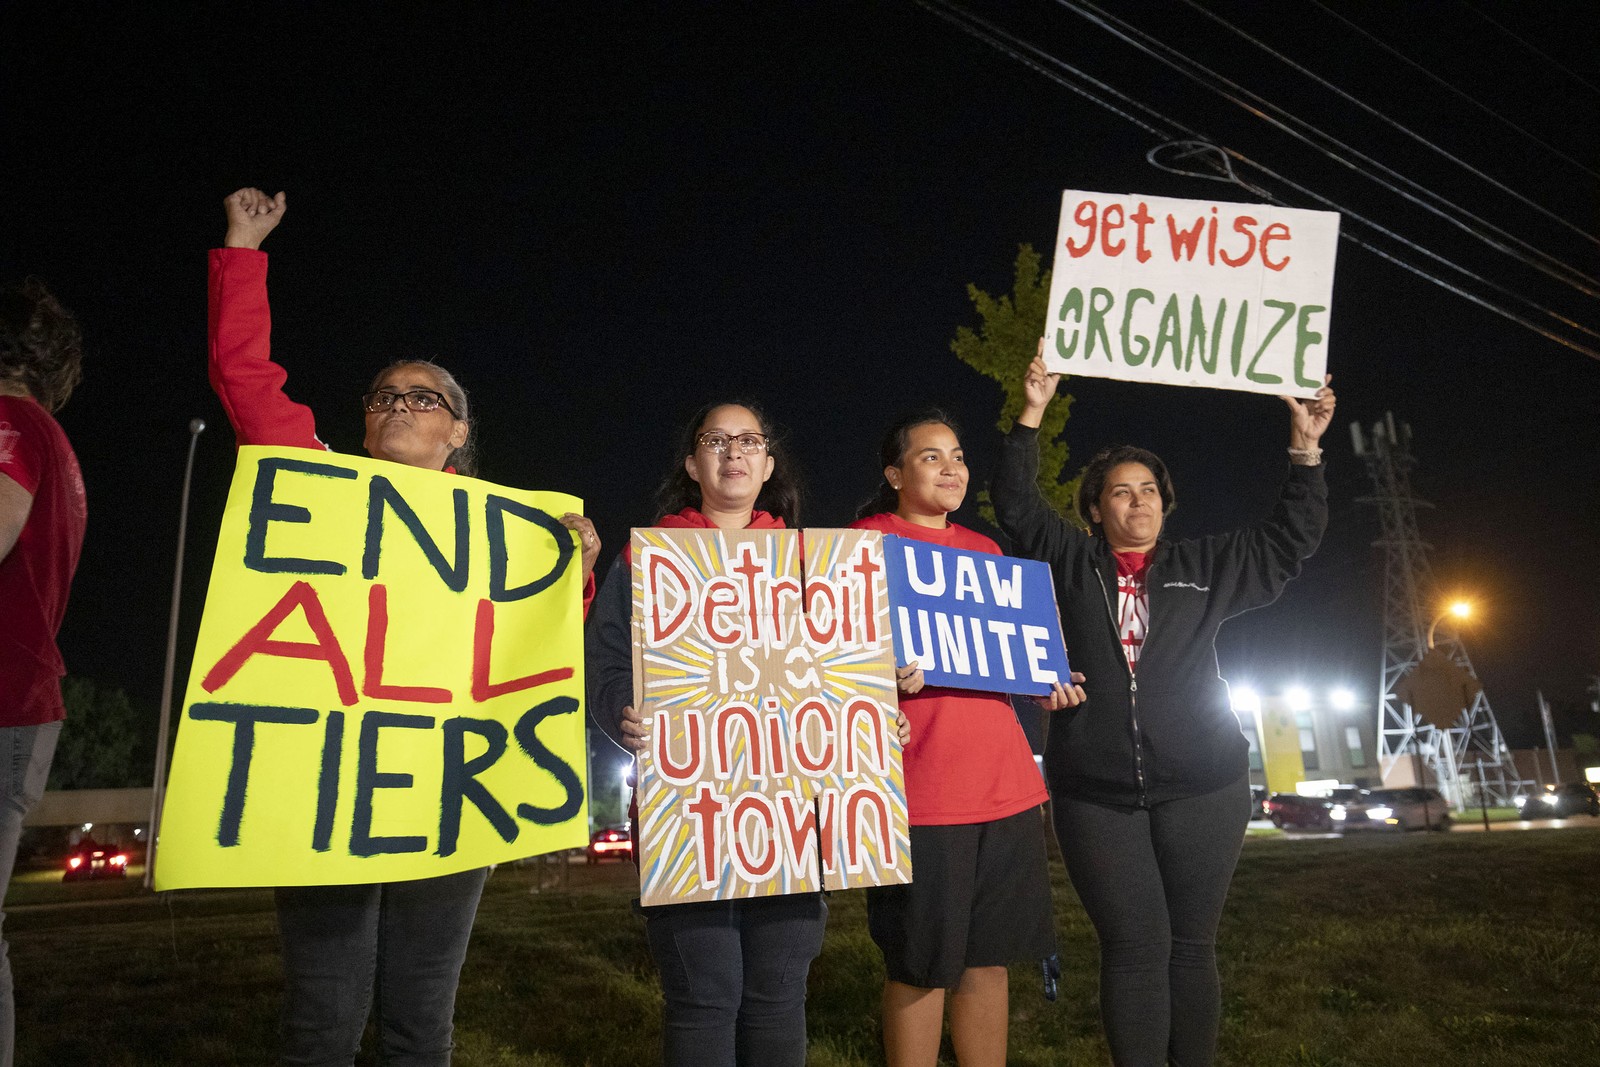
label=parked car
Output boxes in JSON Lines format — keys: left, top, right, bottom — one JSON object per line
{"left": 1333, "top": 787, "right": 1450, "bottom": 831}
{"left": 1250, "top": 786, "right": 1268, "bottom": 821}
{"left": 1263, "top": 793, "right": 1333, "bottom": 831}
{"left": 63, "top": 838, "right": 129, "bottom": 882}
{"left": 587, "top": 825, "right": 633, "bottom": 864}
{"left": 1516, "top": 782, "right": 1600, "bottom": 819}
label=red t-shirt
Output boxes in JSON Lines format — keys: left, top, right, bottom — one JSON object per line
{"left": 851, "top": 512, "right": 1048, "bottom": 825}
{"left": 0, "top": 395, "right": 87, "bottom": 725}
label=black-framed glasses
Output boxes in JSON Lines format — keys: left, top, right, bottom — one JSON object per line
{"left": 361, "top": 388, "right": 459, "bottom": 417}
{"left": 697, "top": 431, "right": 769, "bottom": 456}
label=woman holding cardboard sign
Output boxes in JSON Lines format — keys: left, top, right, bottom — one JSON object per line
{"left": 851, "top": 408, "right": 1084, "bottom": 1067}
{"left": 586, "top": 399, "right": 827, "bottom": 1067}
{"left": 208, "top": 187, "right": 599, "bottom": 1066}
{"left": 992, "top": 346, "right": 1332, "bottom": 1067}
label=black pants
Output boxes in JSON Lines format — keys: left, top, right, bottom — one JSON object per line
{"left": 274, "top": 867, "right": 488, "bottom": 1066}
{"left": 642, "top": 892, "right": 828, "bottom": 1067}
{"left": 1053, "top": 774, "right": 1249, "bottom": 1067}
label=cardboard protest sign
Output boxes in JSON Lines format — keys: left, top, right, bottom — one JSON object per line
{"left": 631, "top": 527, "right": 910, "bottom": 906}
{"left": 1043, "top": 190, "right": 1339, "bottom": 398}
{"left": 883, "top": 536, "right": 1068, "bottom": 696}
{"left": 155, "top": 447, "right": 588, "bottom": 890}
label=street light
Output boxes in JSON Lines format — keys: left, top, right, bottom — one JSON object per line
{"left": 1230, "top": 687, "right": 1260, "bottom": 714}
{"left": 1426, "top": 599, "right": 1472, "bottom": 650}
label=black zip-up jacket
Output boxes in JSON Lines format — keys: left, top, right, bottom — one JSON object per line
{"left": 992, "top": 424, "right": 1328, "bottom": 808}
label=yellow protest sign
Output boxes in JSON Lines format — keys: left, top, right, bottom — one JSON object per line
{"left": 632, "top": 527, "right": 911, "bottom": 906}
{"left": 155, "top": 447, "right": 588, "bottom": 890}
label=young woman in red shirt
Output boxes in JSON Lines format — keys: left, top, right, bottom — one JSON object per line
{"left": 851, "top": 409, "right": 1084, "bottom": 1067}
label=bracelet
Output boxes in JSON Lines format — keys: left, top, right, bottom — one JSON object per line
{"left": 1287, "top": 447, "right": 1323, "bottom": 466}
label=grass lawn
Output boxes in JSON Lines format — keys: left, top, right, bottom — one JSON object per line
{"left": 9, "top": 825, "right": 1598, "bottom": 1066}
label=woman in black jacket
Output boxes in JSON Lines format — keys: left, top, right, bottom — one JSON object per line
{"left": 991, "top": 347, "right": 1334, "bottom": 1067}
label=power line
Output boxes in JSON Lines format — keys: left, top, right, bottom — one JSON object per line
{"left": 1149, "top": 141, "right": 1599, "bottom": 345}
{"left": 1178, "top": 0, "right": 1600, "bottom": 247}
{"left": 1306, "top": 0, "right": 1600, "bottom": 184}
{"left": 913, "top": 0, "right": 1179, "bottom": 143}
{"left": 1048, "top": 0, "right": 1600, "bottom": 295}
{"left": 1153, "top": 140, "right": 1600, "bottom": 357}
{"left": 1459, "top": 0, "right": 1600, "bottom": 99}
{"left": 912, "top": 0, "right": 1600, "bottom": 361}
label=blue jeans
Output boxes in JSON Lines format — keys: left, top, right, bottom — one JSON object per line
{"left": 643, "top": 892, "right": 828, "bottom": 1067}
{"left": 0, "top": 721, "right": 61, "bottom": 1067}
{"left": 1053, "top": 774, "right": 1250, "bottom": 1067}
{"left": 274, "top": 866, "right": 488, "bottom": 1066}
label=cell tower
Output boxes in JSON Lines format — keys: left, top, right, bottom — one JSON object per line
{"left": 1350, "top": 414, "right": 1526, "bottom": 808}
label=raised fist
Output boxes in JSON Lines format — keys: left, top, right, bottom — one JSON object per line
{"left": 223, "top": 187, "right": 287, "bottom": 250}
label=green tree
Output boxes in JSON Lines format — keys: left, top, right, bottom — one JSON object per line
{"left": 951, "top": 244, "right": 1079, "bottom": 526}
{"left": 47, "top": 676, "right": 153, "bottom": 789}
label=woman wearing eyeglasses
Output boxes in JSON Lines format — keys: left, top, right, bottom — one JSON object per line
{"left": 207, "top": 187, "right": 599, "bottom": 1066}
{"left": 586, "top": 400, "right": 823, "bottom": 1067}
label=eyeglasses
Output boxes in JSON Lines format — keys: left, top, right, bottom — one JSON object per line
{"left": 696, "top": 431, "right": 769, "bottom": 456}
{"left": 361, "top": 389, "right": 459, "bottom": 417}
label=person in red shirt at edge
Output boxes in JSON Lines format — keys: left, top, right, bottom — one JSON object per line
{"left": 209, "top": 188, "right": 600, "bottom": 1067}
{"left": 0, "top": 279, "right": 86, "bottom": 1067}
{"left": 850, "top": 409, "right": 1086, "bottom": 1067}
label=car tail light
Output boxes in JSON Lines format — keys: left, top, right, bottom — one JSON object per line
{"left": 68, "top": 856, "right": 82, "bottom": 869}
{"left": 110, "top": 854, "right": 128, "bottom": 867}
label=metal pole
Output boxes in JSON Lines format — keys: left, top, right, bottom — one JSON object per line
{"left": 1477, "top": 759, "right": 1490, "bottom": 831}
{"left": 1538, "top": 690, "right": 1561, "bottom": 785}
{"left": 144, "top": 418, "right": 206, "bottom": 889}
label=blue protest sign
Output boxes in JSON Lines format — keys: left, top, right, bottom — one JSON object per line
{"left": 882, "top": 535, "right": 1070, "bottom": 696}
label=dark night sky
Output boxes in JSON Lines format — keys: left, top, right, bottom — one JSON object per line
{"left": 4, "top": 1, "right": 1597, "bottom": 747}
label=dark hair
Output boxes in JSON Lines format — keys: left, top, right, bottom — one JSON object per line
{"left": 654, "top": 399, "right": 802, "bottom": 526}
{"left": 367, "top": 359, "right": 477, "bottom": 477}
{"left": 0, "top": 279, "right": 83, "bottom": 413}
{"left": 855, "top": 407, "right": 961, "bottom": 520}
{"left": 1076, "top": 445, "right": 1176, "bottom": 533}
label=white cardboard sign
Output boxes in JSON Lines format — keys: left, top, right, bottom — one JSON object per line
{"left": 1043, "top": 190, "right": 1339, "bottom": 398}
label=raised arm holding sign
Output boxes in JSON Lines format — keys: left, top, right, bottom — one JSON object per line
{"left": 994, "top": 345, "right": 1333, "bottom": 1066}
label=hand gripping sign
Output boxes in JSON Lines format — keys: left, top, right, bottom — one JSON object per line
{"left": 1044, "top": 190, "right": 1340, "bottom": 398}
{"left": 631, "top": 527, "right": 911, "bottom": 906}
{"left": 883, "top": 536, "right": 1069, "bottom": 696}
{"left": 155, "top": 447, "right": 589, "bottom": 890}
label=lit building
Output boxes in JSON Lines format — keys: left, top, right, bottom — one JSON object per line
{"left": 1230, "top": 683, "right": 1381, "bottom": 792}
